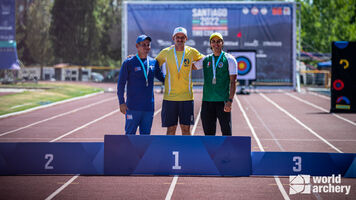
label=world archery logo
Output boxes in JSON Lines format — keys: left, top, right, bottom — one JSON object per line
{"left": 218, "top": 62, "right": 224, "bottom": 68}
{"left": 235, "top": 56, "right": 252, "bottom": 76}
{"left": 289, "top": 175, "right": 311, "bottom": 195}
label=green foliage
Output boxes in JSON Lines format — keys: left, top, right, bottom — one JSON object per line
{"left": 25, "top": 0, "right": 54, "bottom": 65}
{"left": 49, "top": 0, "right": 120, "bottom": 66}
{"left": 299, "top": 0, "right": 356, "bottom": 53}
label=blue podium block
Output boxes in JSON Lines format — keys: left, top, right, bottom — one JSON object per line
{"left": 104, "top": 135, "right": 251, "bottom": 176}
{"left": 0, "top": 143, "right": 104, "bottom": 175}
{"left": 252, "top": 152, "right": 356, "bottom": 177}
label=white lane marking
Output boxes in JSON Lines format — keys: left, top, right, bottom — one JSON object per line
{"left": 165, "top": 175, "right": 179, "bottom": 200}
{"left": 50, "top": 110, "right": 119, "bottom": 142}
{"left": 236, "top": 95, "right": 289, "bottom": 200}
{"left": 235, "top": 95, "right": 264, "bottom": 151}
{"left": 45, "top": 175, "right": 79, "bottom": 200}
{"left": 260, "top": 93, "right": 343, "bottom": 153}
{"left": 309, "top": 91, "right": 330, "bottom": 100}
{"left": 0, "top": 97, "right": 116, "bottom": 137}
{"left": 191, "top": 106, "right": 201, "bottom": 135}
{"left": 0, "top": 91, "right": 104, "bottom": 119}
{"left": 165, "top": 106, "right": 200, "bottom": 200}
{"left": 286, "top": 92, "right": 356, "bottom": 126}
{"left": 274, "top": 176, "right": 290, "bottom": 200}
{"left": 10, "top": 103, "right": 33, "bottom": 109}
{"left": 244, "top": 96, "right": 285, "bottom": 151}
{"left": 154, "top": 108, "right": 162, "bottom": 116}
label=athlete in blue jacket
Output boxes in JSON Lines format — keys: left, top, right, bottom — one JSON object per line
{"left": 117, "top": 35, "right": 165, "bottom": 135}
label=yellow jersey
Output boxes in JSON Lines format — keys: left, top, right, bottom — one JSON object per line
{"left": 156, "top": 45, "right": 204, "bottom": 101}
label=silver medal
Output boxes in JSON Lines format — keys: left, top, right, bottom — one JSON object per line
{"left": 212, "top": 78, "right": 216, "bottom": 84}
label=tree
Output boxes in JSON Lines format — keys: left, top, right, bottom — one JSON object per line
{"left": 300, "top": 0, "right": 356, "bottom": 53}
{"left": 50, "top": 0, "right": 119, "bottom": 66}
{"left": 25, "top": 0, "right": 53, "bottom": 66}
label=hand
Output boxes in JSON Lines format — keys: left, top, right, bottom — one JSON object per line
{"left": 120, "top": 103, "right": 128, "bottom": 114}
{"left": 224, "top": 101, "right": 232, "bottom": 112}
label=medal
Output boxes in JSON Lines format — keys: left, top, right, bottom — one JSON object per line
{"left": 212, "top": 51, "right": 224, "bottom": 85}
{"left": 212, "top": 78, "right": 216, "bottom": 84}
{"left": 178, "top": 73, "right": 181, "bottom": 79}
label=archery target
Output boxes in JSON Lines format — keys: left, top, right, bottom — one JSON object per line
{"left": 236, "top": 56, "right": 251, "bottom": 76}
{"left": 228, "top": 51, "right": 256, "bottom": 80}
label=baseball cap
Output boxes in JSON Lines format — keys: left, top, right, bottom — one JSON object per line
{"left": 209, "top": 32, "right": 223, "bottom": 41}
{"left": 172, "top": 27, "right": 188, "bottom": 38}
{"left": 136, "top": 35, "right": 151, "bottom": 44}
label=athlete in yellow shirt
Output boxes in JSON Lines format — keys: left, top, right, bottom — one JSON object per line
{"left": 156, "top": 27, "right": 204, "bottom": 135}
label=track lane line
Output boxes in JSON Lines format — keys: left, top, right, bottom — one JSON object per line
{"left": 0, "top": 91, "right": 104, "bottom": 119}
{"left": 260, "top": 93, "right": 343, "bottom": 153}
{"left": 235, "top": 95, "right": 290, "bottom": 200}
{"left": 286, "top": 92, "right": 356, "bottom": 126}
{"left": 44, "top": 175, "right": 79, "bottom": 200}
{"left": 50, "top": 110, "right": 119, "bottom": 142}
{"left": 0, "top": 97, "right": 116, "bottom": 137}
{"left": 165, "top": 106, "right": 201, "bottom": 200}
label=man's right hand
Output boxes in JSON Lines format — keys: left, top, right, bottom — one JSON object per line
{"left": 120, "top": 103, "right": 128, "bottom": 114}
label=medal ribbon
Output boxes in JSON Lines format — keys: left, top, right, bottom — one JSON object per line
{"left": 136, "top": 54, "right": 149, "bottom": 86}
{"left": 174, "top": 47, "right": 186, "bottom": 76}
{"left": 212, "top": 51, "right": 224, "bottom": 81}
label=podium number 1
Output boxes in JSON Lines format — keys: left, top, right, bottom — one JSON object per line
{"left": 172, "top": 151, "right": 181, "bottom": 170}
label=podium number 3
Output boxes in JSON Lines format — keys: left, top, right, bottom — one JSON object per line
{"left": 45, "top": 154, "right": 54, "bottom": 170}
{"left": 293, "top": 156, "right": 302, "bottom": 172}
{"left": 172, "top": 151, "right": 181, "bottom": 170}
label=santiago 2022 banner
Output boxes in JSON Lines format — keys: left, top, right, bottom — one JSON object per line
{"left": 123, "top": 1, "right": 296, "bottom": 86}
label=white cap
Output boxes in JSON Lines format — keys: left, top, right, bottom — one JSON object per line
{"left": 172, "top": 27, "right": 188, "bottom": 38}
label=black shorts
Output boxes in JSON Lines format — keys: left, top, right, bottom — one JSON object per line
{"left": 161, "top": 100, "right": 194, "bottom": 127}
{"left": 201, "top": 101, "right": 231, "bottom": 136}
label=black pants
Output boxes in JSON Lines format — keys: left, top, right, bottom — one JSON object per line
{"left": 201, "top": 101, "right": 232, "bottom": 136}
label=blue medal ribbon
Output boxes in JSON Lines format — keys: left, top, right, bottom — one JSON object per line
{"left": 174, "top": 47, "right": 186, "bottom": 78}
{"left": 212, "top": 51, "right": 224, "bottom": 82}
{"left": 136, "top": 54, "right": 149, "bottom": 87}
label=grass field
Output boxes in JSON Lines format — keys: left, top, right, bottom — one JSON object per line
{"left": 0, "top": 82, "right": 103, "bottom": 116}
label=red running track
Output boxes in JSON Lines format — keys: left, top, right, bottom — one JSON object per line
{"left": 0, "top": 83, "right": 355, "bottom": 200}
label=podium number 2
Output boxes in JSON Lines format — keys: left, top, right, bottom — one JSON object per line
{"left": 293, "top": 156, "right": 302, "bottom": 172}
{"left": 172, "top": 151, "right": 181, "bottom": 170}
{"left": 45, "top": 154, "right": 54, "bottom": 170}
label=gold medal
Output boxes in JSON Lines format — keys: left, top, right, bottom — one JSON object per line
{"left": 178, "top": 73, "right": 181, "bottom": 79}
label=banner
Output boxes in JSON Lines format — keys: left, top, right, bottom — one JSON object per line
{"left": 123, "top": 2, "right": 296, "bottom": 86}
{"left": 0, "top": 0, "right": 20, "bottom": 70}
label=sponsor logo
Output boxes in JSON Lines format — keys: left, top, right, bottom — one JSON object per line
{"left": 261, "top": 7, "right": 268, "bottom": 15}
{"left": 251, "top": 7, "right": 259, "bottom": 15}
{"left": 242, "top": 7, "right": 249, "bottom": 15}
{"left": 263, "top": 41, "right": 282, "bottom": 47}
{"left": 283, "top": 7, "right": 291, "bottom": 15}
{"left": 244, "top": 40, "right": 259, "bottom": 47}
{"left": 289, "top": 174, "right": 351, "bottom": 195}
{"left": 272, "top": 7, "right": 282, "bottom": 15}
